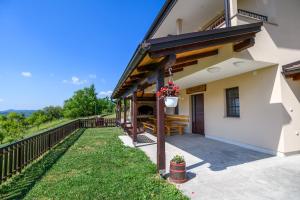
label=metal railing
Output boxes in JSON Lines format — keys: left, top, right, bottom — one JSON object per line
{"left": 203, "top": 9, "right": 269, "bottom": 31}
{"left": 238, "top": 9, "right": 268, "bottom": 22}
{"left": 203, "top": 12, "right": 225, "bottom": 31}
{"left": 0, "top": 117, "right": 116, "bottom": 184}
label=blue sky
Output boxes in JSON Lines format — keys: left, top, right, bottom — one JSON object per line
{"left": 0, "top": 0, "right": 164, "bottom": 110}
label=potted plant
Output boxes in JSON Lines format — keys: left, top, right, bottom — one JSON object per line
{"left": 169, "top": 155, "right": 187, "bottom": 183}
{"left": 157, "top": 80, "right": 180, "bottom": 107}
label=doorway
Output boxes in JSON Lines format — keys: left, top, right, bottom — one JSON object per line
{"left": 192, "top": 93, "right": 204, "bottom": 135}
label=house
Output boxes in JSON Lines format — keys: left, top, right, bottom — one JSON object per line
{"left": 112, "top": 0, "right": 300, "bottom": 173}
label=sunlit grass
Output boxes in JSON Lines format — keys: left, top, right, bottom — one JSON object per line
{"left": 25, "top": 118, "right": 72, "bottom": 136}
{"left": 20, "top": 128, "right": 187, "bottom": 200}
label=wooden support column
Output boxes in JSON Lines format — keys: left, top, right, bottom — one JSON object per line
{"left": 132, "top": 92, "right": 137, "bottom": 143}
{"left": 156, "top": 54, "right": 176, "bottom": 174}
{"left": 123, "top": 98, "right": 127, "bottom": 124}
{"left": 156, "top": 66, "right": 165, "bottom": 173}
{"left": 119, "top": 100, "right": 122, "bottom": 125}
{"left": 116, "top": 99, "right": 121, "bottom": 126}
{"left": 115, "top": 100, "right": 118, "bottom": 124}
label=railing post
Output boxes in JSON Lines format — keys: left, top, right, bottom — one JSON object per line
{"left": 8, "top": 146, "right": 13, "bottom": 177}
{"left": 13, "top": 145, "right": 17, "bottom": 174}
{"left": 0, "top": 148, "right": 3, "bottom": 183}
{"left": 3, "top": 148, "right": 8, "bottom": 181}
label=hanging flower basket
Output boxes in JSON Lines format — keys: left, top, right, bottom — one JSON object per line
{"left": 157, "top": 80, "right": 180, "bottom": 107}
{"left": 164, "top": 96, "right": 178, "bottom": 108}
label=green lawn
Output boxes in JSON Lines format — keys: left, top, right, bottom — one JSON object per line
{"left": 25, "top": 118, "right": 72, "bottom": 136}
{"left": 1, "top": 128, "right": 187, "bottom": 200}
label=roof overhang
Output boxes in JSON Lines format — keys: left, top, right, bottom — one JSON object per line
{"left": 143, "top": 0, "right": 177, "bottom": 40}
{"left": 112, "top": 22, "right": 263, "bottom": 99}
{"left": 282, "top": 60, "right": 300, "bottom": 81}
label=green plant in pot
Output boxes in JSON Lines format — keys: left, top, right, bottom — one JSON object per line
{"left": 169, "top": 155, "right": 187, "bottom": 183}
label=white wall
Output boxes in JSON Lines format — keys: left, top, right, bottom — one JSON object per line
{"left": 204, "top": 66, "right": 287, "bottom": 154}
{"left": 236, "top": 0, "right": 300, "bottom": 154}
{"left": 145, "top": 0, "right": 300, "bottom": 154}
{"left": 178, "top": 66, "right": 290, "bottom": 154}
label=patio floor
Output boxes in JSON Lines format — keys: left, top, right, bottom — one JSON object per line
{"left": 136, "top": 132, "right": 300, "bottom": 200}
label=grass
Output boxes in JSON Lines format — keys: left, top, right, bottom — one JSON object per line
{"left": 1, "top": 128, "right": 187, "bottom": 200}
{"left": 103, "top": 113, "right": 116, "bottom": 118}
{"left": 1, "top": 118, "right": 74, "bottom": 146}
{"left": 0, "top": 128, "right": 85, "bottom": 199}
{"left": 25, "top": 118, "right": 72, "bottom": 136}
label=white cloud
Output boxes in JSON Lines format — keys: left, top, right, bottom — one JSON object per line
{"left": 71, "top": 76, "right": 88, "bottom": 85}
{"left": 0, "top": 98, "right": 4, "bottom": 103}
{"left": 63, "top": 76, "right": 88, "bottom": 85}
{"left": 89, "top": 74, "right": 97, "bottom": 79}
{"left": 98, "top": 91, "right": 113, "bottom": 97}
{"left": 21, "top": 72, "right": 32, "bottom": 77}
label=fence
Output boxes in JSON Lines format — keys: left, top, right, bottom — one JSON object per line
{"left": 0, "top": 117, "right": 116, "bottom": 184}
{"left": 80, "top": 118, "right": 116, "bottom": 128}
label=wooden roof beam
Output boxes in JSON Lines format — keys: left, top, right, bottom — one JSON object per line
{"left": 137, "top": 49, "right": 216, "bottom": 74}
{"left": 149, "top": 33, "right": 255, "bottom": 58}
{"left": 120, "top": 55, "right": 176, "bottom": 98}
{"left": 137, "top": 63, "right": 158, "bottom": 72}
{"left": 136, "top": 97, "right": 156, "bottom": 101}
{"left": 129, "top": 73, "right": 147, "bottom": 80}
{"left": 164, "top": 60, "right": 198, "bottom": 76}
{"left": 234, "top": 38, "right": 255, "bottom": 52}
{"left": 165, "top": 68, "right": 184, "bottom": 77}
{"left": 292, "top": 74, "right": 300, "bottom": 81}
{"left": 173, "top": 60, "right": 198, "bottom": 70}
{"left": 176, "top": 50, "right": 218, "bottom": 65}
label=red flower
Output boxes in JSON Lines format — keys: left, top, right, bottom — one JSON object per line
{"left": 157, "top": 81, "right": 180, "bottom": 98}
{"left": 168, "top": 80, "right": 174, "bottom": 85}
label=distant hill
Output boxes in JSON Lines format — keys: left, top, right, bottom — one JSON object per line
{"left": 0, "top": 109, "right": 36, "bottom": 117}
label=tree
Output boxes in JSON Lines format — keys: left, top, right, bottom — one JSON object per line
{"left": 97, "top": 97, "right": 115, "bottom": 114}
{"left": 0, "top": 129, "right": 5, "bottom": 144}
{"left": 63, "top": 84, "right": 98, "bottom": 118}
{"left": 0, "top": 112, "right": 26, "bottom": 140}
{"left": 43, "top": 106, "right": 63, "bottom": 120}
{"left": 27, "top": 110, "right": 48, "bottom": 129}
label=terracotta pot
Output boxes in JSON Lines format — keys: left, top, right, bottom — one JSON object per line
{"left": 169, "top": 161, "right": 187, "bottom": 183}
{"left": 164, "top": 96, "right": 178, "bottom": 107}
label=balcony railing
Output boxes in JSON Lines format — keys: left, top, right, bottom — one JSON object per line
{"left": 238, "top": 9, "right": 268, "bottom": 22}
{"left": 203, "top": 9, "right": 269, "bottom": 31}
{"left": 0, "top": 117, "right": 116, "bottom": 184}
{"left": 203, "top": 12, "right": 225, "bottom": 31}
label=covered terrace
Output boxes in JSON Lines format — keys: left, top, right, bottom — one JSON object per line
{"left": 112, "top": 22, "right": 263, "bottom": 173}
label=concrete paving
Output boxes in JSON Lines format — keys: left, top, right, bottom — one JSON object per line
{"left": 137, "top": 133, "right": 300, "bottom": 200}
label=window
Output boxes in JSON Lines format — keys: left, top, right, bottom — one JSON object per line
{"left": 226, "top": 87, "right": 240, "bottom": 117}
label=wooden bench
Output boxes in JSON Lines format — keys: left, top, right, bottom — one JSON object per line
{"left": 166, "top": 115, "right": 189, "bottom": 123}
{"left": 142, "top": 121, "right": 157, "bottom": 134}
{"left": 142, "top": 120, "right": 187, "bottom": 136}
{"left": 165, "top": 123, "right": 186, "bottom": 136}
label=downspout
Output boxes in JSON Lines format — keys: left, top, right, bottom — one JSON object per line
{"left": 224, "top": 0, "right": 231, "bottom": 27}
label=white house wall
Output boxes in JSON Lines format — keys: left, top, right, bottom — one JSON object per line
{"left": 145, "top": 0, "right": 300, "bottom": 155}
{"left": 236, "top": 0, "right": 300, "bottom": 154}
{"left": 177, "top": 66, "right": 288, "bottom": 155}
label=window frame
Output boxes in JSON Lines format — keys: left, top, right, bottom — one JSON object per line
{"left": 225, "top": 87, "right": 240, "bottom": 118}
